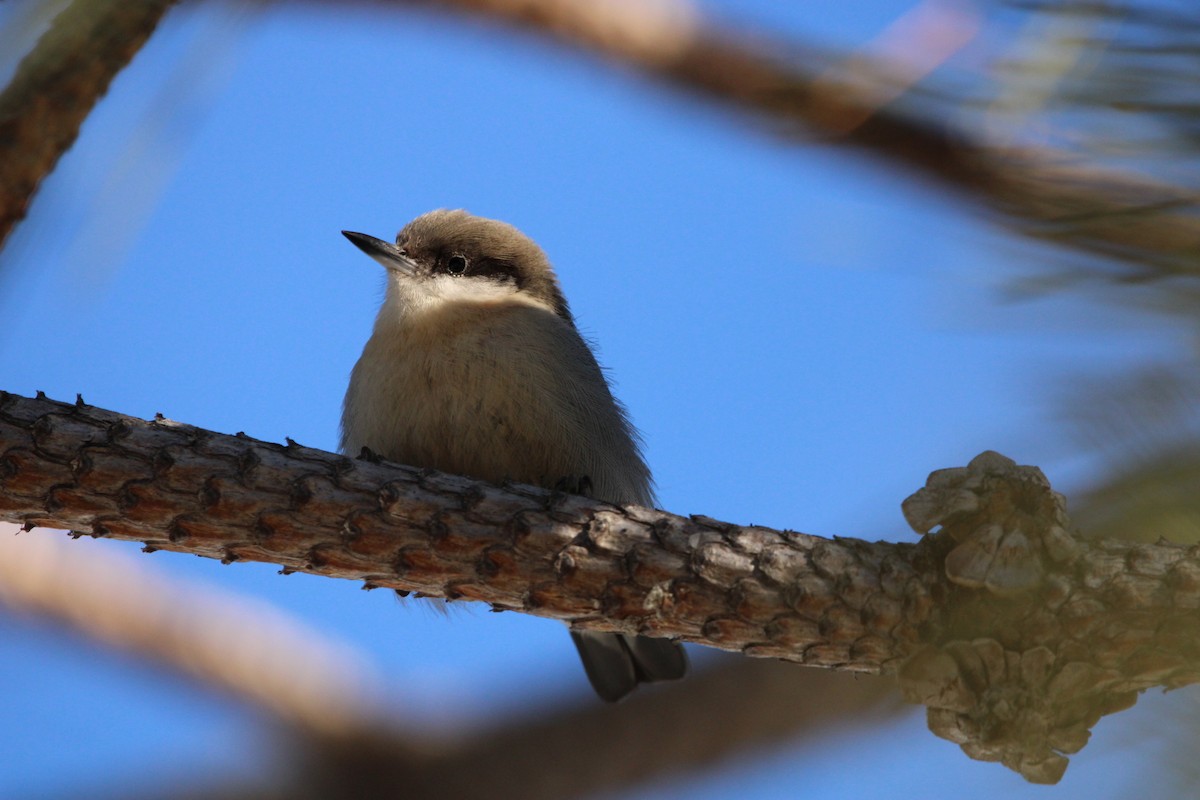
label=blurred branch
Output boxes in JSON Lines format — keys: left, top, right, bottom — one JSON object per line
{"left": 95, "top": 660, "right": 902, "bottom": 800}
{"left": 0, "top": 520, "right": 905, "bottom": 799}
{"left": 1050, "top": 367, "right": 1200, "bottom": 545}
{"left": 289, "top": 660, "right": 903, "bottom": 800}
{"left": 0, "top": 0, "right": 176, "bottom": 249}
{"left": 6, "top": 390, "right": 1200, "bottom": 780}
{"left": 0, "top": 529, "right": 903, "bottom": 798}
{"left": 5, "top": 0, "right": 1193, "bottom": 282}
{"left": 1073, "top": 449, "right": 1200, "bottom": 544}
{"left": 0, "top": 522, "right": 384, "bottom": 736}
{"left": 370, "top": 0, "right": 1200, "bottom": 278}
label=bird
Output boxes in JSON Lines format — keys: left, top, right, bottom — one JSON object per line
{"left": 339, "top": 209, "right": 688, "bottom": 701}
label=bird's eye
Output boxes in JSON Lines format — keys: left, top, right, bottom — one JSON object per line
{"left": 446, "top": 254, "right": 468, "bottom": 275}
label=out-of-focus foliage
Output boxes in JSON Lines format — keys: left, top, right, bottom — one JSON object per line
{"left": 1003, "top": 0, "right": 1200, "bottom": 173}
{"left": 987, "top": 1, "right": 1200, "bottom": 544}
{"left": 1062, "top": 367, "right": 1200, "bottom": 543}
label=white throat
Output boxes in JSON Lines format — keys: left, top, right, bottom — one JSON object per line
{"left": 377, "top": 273, "right": 551, "bottom": 328}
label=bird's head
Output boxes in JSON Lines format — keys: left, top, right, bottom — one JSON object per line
{"left": 343, "top": 209, "right": 571, "bottom": 321}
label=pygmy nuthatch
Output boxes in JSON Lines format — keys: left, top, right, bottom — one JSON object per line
{"left": 340, "top": 209, "right": 687, "bottom": 701}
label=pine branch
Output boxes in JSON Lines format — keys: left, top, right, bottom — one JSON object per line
{"left": 0, "top": 523, "right": 903, "bottom": 799}
{"left": 4, "top": 389, "right": 1200, "bottom": 782}
{"left": 0, "top": 389, "right": 929, "bottom": 668}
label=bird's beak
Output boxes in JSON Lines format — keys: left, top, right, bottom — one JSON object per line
{"left": 341, "top": 230, "right": 417, "bottom": 274}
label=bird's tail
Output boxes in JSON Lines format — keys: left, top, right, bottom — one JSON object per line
{"left": 570, "top": 630, "right": 688, "bottom": 702}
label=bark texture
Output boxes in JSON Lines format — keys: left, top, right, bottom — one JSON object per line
{"left": 0, "top": 524, "right": 904, "bottom": 800}
{"left": 898, "top": 452, "right": 1200, "bottom": 782}
{"left": 0, "top": 390, "right": 935, "bottom": 672}
{"left": 4, "top": 390, "right": 1200, "bottom": 782}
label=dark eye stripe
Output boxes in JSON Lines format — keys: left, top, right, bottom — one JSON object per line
{"left": 475, "top": 258, "right": 518, "bottom": 281}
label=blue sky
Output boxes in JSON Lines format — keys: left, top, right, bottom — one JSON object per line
{"left": 0, "top": 1, "right": 1189, "bottom": 797}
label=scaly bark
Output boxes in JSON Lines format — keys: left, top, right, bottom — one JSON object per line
{"left": 4, "top": 389, "right": 1200, "bottom": 782}
{"left": 0, "top": 390, "right": 935, "bottom": 671}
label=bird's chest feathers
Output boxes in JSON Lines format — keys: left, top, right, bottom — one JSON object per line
{"left": 378, "top": 302, "right": 527, "bottom": 410}
{"left": 345, "top": 297, "right": 556, "bottom": 478}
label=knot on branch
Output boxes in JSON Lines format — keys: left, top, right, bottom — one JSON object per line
{"left": 902, "top": 451, "right": 1080, "bottom": 595}
{"left": 897, "top": 638, "right": 1136, "bottom": 785}
{"left": 896, "top": 451, "right": 1154, "bottom": 784}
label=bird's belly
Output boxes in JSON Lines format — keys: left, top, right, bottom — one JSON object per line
{"left": 342, "top": 330, "right": 566, "bottom": 487}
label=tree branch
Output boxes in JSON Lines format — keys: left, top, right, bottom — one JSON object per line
{"left": 291, "top": 660, "right": 903, "bottom": 800}
{"left": 0, "top": 390, "right": 934, "bottom": 671}
{"left": 4, "top": 389, "right": 1200, "bottom": 782}
{"left": 0, "top": 519, "right": 902, "bottom": 797}
{"left": 0, "top": 0, "right": 177, "bottom": 249}
{"left": 379, "top": 0, "right": 1200, "bottom": 278}
{"left": 0, "top": 523, "right": 385, "bottom": 736}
